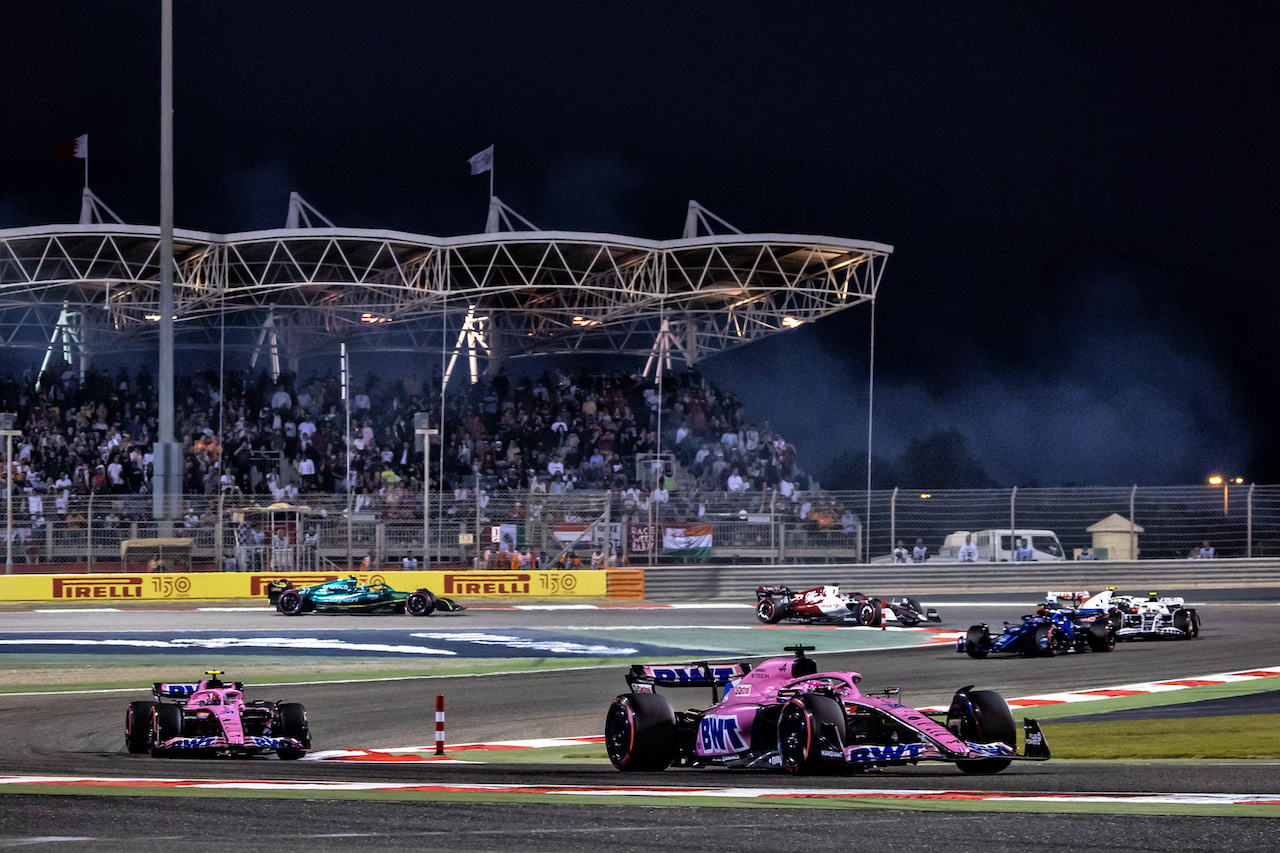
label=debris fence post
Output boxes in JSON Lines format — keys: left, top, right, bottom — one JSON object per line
{"left": 435, "top": 694, "right": 445, "bottom": 755}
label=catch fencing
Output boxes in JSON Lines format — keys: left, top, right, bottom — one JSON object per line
{"left": 1, "top": 483, "right": 1275, "bottom": 572}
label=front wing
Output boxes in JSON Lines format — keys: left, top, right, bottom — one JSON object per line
{"left": 156, "top": 734, "right": 306, "bottom": 754}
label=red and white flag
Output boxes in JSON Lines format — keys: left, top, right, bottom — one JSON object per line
{"left": 467, "top": 145, "right": 493, "bottom": 175}
{"left": 55, "top": 134, "right": 88, "bottom": 160}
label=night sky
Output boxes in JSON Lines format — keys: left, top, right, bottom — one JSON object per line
{"left": 2, "top": 2, "right": 1276, "bottom": 486}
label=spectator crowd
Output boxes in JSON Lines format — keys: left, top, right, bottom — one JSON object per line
{"left": 0, "top": 360, "right": 809, "bottom": 512}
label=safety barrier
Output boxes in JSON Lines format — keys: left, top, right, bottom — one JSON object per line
{"left": 605, "top": 569, "right": 645, "bottom": 600}
{"left": 0, "top": 569, "right": 606, "bottom": 603}
{"left": 639, "top": 558, "right": 1280, "bottom": 602}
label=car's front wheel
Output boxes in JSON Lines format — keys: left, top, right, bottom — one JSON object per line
{"left": 605, "top": 693, "right": 677, "bottom": 771}
{"left": 126, "top": 701, "right": 157, "bottom": 754}
{"left": 275, "top": 702, "right": 309, "bottom": 760}
{"left": 149, "top": 704, "right": 183, "bottom": 757}
{"left": 964, "top": 625, "right": 990, "bottom": 658}
{"left": 947, "top": 689, "right": 1015, "bottom": 775}
{"left": 778, "top": 695, "right": 845, "bottom": 774}
{"left": 1173, "top": 609, "right": 1199, "bottom": 639}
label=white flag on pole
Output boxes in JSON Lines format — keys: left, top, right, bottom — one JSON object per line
{"left": 468, "top": 145, "right": 493, "bottom": 175}
{"left": 73, "top": 133, "right": 88, "bottom": 159}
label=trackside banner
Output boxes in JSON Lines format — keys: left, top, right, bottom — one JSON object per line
{"left": 0, "top": 570, "right": 606, "bottom": 603}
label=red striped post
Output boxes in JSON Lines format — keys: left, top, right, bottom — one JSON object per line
{"left": 434, "top": 694, "right": 445, "bottom": 755}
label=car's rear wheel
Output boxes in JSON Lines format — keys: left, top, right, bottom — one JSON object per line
{"left": 277, "top": 589, "right": 304, "bottom": 616}
{"left": 756, "top": 598, "right": 783, "bottom": 624}
{"left": 605, "top": 693, "right": 677, "bottom": 771}
{"left": 405, "top": 590, "right": 436, "bottom": 617}
{"left": 126, "top": 701, "right": 157, "bottom": 754}
{"left": 947, "top": 689, "right": 1015, "bottom": 775}
{"left": 865, "top": 598, "right": 883, "bottom": 627}
{"left": 965, "top": 625, "right": 990, "bottom": 658}
{"left": 1086, "top": 619, "right": 1115, "bottom": 652}
{"left": 778, "top": 694, "right": 845, "bottom": 774}
{"left": 149, "top": 704, "right": 183, "bottom": 757}
{"left": 275, "top": 702, "right": 309, "bottom": 759}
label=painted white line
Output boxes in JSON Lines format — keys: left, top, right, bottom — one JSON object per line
{"left": 32, "top": 609, "right": 122, "bottom": 614}
{"left": 0, "top": 776, "right": 1276, "bottom": 806}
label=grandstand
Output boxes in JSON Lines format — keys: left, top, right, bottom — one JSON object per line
{"left": 0, "top": 193, "right": 891, "bottom": 568}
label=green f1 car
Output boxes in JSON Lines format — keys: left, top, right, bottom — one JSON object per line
{"left": 266, "top": 576, "right": 465, "bottom": 616}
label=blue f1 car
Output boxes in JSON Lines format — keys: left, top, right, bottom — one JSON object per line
{"left": 959, "top": 606, "right": 1115, "bottom": 658}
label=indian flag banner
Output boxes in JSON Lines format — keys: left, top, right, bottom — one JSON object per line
{"left": 663, "top": 524, "right": 712, "bottom": 559}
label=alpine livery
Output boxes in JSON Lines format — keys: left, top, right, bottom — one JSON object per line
{"left": 124, "top": 671, "right": 310, "bottom": 759}
{"left": 605, "top": 646, "right": 1048, "bottom": 774}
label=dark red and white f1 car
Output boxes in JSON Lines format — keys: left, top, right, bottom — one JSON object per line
{"left": 605, "top": 646, "right": 1049, "bottom": 774}
{"left": 755, "top": 584, "right": 941, "bottom": 626}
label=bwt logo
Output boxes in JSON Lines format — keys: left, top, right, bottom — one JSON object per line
{"left": 847, "top": 743, "right": 924, "bottom": 763}
{"left": 53, "top": 577, "right": 144, "bottom": 599}
{"left": 698, "top": 715, "right": 745, "bottom": 755}
{"left": 648, "top": 666, "right": 739, "bottom": 683}
{"left": 444, "top": 573, "right": 531, "bottom": 595}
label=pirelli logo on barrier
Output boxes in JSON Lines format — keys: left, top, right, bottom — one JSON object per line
{"left": 248, "top": 574, "right": 387, "bottom": 597}
{"left": 445, "top": 573, "right": 531, "bottom": 595}
{"left": 0, "top": 569, "right": 605, "bottom": 602}
{"left": 442, "top": 572, "right": 583, "bottom": 596}
{"left": 53, "top": 576, "right": 145, "bottom": 599}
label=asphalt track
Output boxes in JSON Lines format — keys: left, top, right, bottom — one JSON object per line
{"left": 2, "top": 593, "right": 1279, "bottom": 850}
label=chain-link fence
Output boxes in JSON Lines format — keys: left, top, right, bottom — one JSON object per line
{"left": 1, "top": 483, "right": 1275, "bottom": 571}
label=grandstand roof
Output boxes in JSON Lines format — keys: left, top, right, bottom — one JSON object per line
{"left": 0, "top": 215, "right": 891, "bottom": 368}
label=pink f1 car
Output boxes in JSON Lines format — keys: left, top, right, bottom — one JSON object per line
{"left": 605, "top": 646, "right": 1048, "bottom": 774}
{"left": 125, "top": 671, "right": 310, "bottom": 759}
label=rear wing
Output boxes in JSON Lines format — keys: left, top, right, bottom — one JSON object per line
{"left": 152, "top": 681, "right": 243, "bottom": 703}
{"left": 626, "top": 662, "right": 752, "bottom": 703}
{"left": 756, "top": 585, "right": 791, "bottom": 598}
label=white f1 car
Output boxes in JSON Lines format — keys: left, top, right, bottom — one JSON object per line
{"left": 1049, "top": 589, "right": 1200, "bottom": 640}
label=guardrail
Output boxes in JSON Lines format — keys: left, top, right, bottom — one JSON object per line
{"left": 639, "top": 558, "right": 1280, "bottom": 602}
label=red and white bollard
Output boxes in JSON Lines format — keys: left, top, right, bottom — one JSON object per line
{"left": 434, "top": 694, "right": 446, "bottom": 755}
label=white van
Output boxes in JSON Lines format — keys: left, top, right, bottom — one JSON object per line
{"left": 939, "top": 529, "right": 1066, "bottom": 562}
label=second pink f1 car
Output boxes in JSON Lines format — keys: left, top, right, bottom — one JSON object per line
{"left": 755, "top": 584, "right": 940, "bottom": 626}
{"left": 605, "top": 646, "right": 1048, "bottom": 774}
{"left": 604, "top": 645, "right": 1044, "bottom": 768}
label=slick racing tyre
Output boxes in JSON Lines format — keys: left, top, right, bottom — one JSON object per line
{"left": 756, "top": 598, "right": 784, "bottom": 624}
{"left": 277, "top": 589, "right": 304, "bottom": 616}
{"left": 1086, "top": 619, "right": 1116, "bottom": 652}
{"left": 1173, "top": 609, "right": 1200, "bottom": 639}
{"left": 964, "top": 625, "right": 990, "bottom": 658}
{"left": 947, "top": 689, "right": 1016, "bottom": 775}
{"left": 149, "top": 703, "right": 183, "bottom": 758}
{"left": 275, "top": 702, "right": 310, "bottom": 759}
{"left": 405, "top": 590, "right": 436, "bottom": 617}
{"left": 126, "top": 701, "right": 157, "bottom": 754}
{"left": 605, "top": 693, "right": 677, "bottom": 772}
{"left": 778, "top": 694, "right": 845, "bottom": 774}
{"left": 1034, "top": 623, "right": 1066, "bottom": 656}
{"left": 866, "top": 598, "right": 883, "bottom": 627}
{"left": 854, "top": 600, "right": 878, "bottom": 626}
